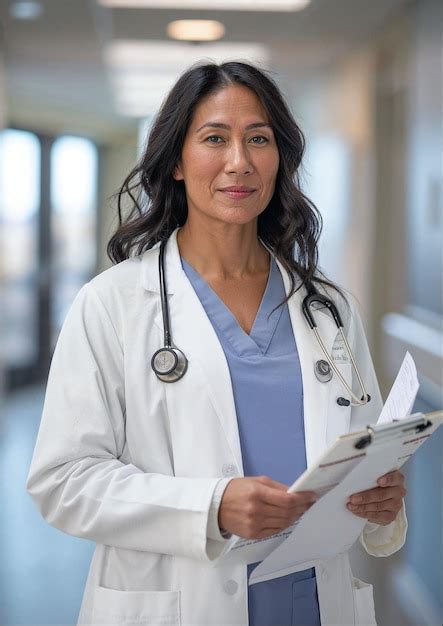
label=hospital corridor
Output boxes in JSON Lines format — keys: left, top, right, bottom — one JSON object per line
{"left": 0, "top": 0, "right": 442, "bottom": 624}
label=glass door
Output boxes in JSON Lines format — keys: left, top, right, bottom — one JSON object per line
{"left": 0, "top": 129, "right": 98, "bottom": 391}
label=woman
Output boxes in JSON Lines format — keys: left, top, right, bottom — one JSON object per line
{"left": 27, "top": 61, "right": 407, "bottom": 625}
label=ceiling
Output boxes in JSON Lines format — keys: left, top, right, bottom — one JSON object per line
{"left": 0, "top": 0, "right": 411, "bottom": 141}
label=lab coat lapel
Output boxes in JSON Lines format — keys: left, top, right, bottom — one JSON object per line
{"left": 274, "top": 258, "right": 339, "bottom": 468}
{"left": 142, "top": 230, "right": 339, "bottom": 473}
{"left": 143, "top": 229, "right": 244, "bottom": 473}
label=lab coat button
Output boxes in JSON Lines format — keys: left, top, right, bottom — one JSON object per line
{"left": 223, "top": 580, "right": 238, "bottom": 595}
{"left": 222, "top": 463, "right": 238, "bottom": 477}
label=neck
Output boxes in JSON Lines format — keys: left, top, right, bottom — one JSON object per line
{"left": 176, "top": 219, "right": 270, "bottom": 281}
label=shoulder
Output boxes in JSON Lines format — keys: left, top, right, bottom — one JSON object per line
{"left": 70, "top": 250, "right": 156, "bottom": 322}
{"left": 88, "top": 256, "right": 143, "bottom": 299}
{"left": 82, "top": 246, "right": 160, "bottom": 305}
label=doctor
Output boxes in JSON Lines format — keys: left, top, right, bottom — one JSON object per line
{"left": 27, "top": 61, "right": 407, "bottom": 626}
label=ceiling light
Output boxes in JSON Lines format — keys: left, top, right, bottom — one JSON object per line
{"left": 167, "top": 20, "right": 225, "bottom": 42}
{"left": 104, "top": 40, "right": 269, "bottom": 117}
{"left": 9, "top": 1, "right": 43, "bottom": 19}
{"left": 98, "top": 0, "right": 310, "bottom": 12}
{"left": 105, "top": 40, "right": 269, "bottom": 71}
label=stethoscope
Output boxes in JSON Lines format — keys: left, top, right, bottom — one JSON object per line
{"left": 151, "top": 239, "right": 371, "bottom": 407}
{"left": 303, "top": 290, "right": 371, "bottom": 407}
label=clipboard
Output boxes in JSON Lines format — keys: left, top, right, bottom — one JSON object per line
{"left": 245, "top": 411, "right": 443, "bottom": 584}
{"left": 287, "top": 411, "right": 443, "bottom": 498}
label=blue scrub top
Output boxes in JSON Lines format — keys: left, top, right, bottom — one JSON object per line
{"left": 181, "top": 255, "right": 321, "bottom": 626}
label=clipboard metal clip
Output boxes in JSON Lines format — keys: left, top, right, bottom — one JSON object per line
{"left": 354, "top": 413, "right": 433, "bottom": 450}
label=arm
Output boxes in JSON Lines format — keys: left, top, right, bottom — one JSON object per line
{"left": 26, "top": 283, "right": 227, "bottom": 561}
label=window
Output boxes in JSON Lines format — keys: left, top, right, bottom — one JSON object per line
{"left": 50, "top": 136, "right": 98, "bottom": 347}
{"left": 0, "top": 129, "right": 40, "bottom": 368}
{"left": 0, "top": 129, "right": 98, "bottom": 389}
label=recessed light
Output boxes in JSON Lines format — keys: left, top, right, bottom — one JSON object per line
{"left": 167, "top": 20, "right": 225, "bottom": 42}
{"left": 9, "top": 1, "right": 43, "bottom": 20}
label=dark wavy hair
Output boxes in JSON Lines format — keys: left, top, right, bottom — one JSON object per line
{"left": 107, "top": 60, "right": 343, "bottom": 305}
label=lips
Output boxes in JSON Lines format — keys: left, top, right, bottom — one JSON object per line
{"left": 219, "top": 185, "right": 256, "bottom": 198}
{"left": 220, "top": 186, "right": 255, "bottom": 192}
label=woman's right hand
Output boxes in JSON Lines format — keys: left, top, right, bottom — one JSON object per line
{"left": 218, "top": 476, "right": 317, "bottom": 540}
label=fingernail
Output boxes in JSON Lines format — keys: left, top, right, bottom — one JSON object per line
{"left": 351, "top": 495, "right": 362, "bottom": 503}
{"left": 378, "top": 477, "right": 387, "bottom": 486}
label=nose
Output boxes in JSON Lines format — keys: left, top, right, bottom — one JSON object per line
{"left": 224, "top": 141, "right": 254, "bottom": 175}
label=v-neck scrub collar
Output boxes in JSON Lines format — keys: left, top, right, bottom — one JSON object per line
{"left": 180, "top": 256, "right": 285, "bottom": 358}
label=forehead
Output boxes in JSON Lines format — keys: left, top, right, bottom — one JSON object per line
{"left": 190, "top": 84, "right": 269, "bottom": 126}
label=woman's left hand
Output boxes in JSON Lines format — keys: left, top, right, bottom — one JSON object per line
{"left": 346, "top": 470, "right": 406, "bottom": 525}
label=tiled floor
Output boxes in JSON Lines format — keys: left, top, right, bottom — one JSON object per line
{"left": 1, "top": 385, "right": 94, "bottom": 625}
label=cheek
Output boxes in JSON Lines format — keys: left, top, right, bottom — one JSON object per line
{"left": 262, "top": 152, "right": 280, "bottom": 189}
{"left": 182, "top": 150, "right": 220, "bottom": 185}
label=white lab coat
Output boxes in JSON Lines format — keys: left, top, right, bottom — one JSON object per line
{"left": 27, "top": 228, "right": 407, "bottom": 626}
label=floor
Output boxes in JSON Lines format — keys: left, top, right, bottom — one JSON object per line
{"left": 0, "top": 385, "right": 94, "bottom": 625}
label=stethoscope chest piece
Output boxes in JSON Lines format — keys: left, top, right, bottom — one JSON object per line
{"left": 315, "top": 359, "right": 333, "bottom": 383}
{"left": 151, "top": 347, "right": 188, "bottom": 383}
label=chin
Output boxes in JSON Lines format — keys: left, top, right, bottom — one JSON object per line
{"left": 214, "top": 207, "right": 264, "bottom": 226}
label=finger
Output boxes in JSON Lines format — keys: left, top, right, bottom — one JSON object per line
{"left": 253, "top": 476, "right": 318, "bottom": 501}
{"left": 347, "top": 497, "right": 403, "bottom": 514}
{"left": 258, "top": 485, "right": 316, "bottom": 508}
{"left": 376, "top": 470, "right": 405, "bottom": 487}
{"left": 259, "top": 501, "right": 313, "bottom": 519}
{"left": 255, "top": 527, "right": 288, "bottom": 540}
{"left": 348, "top": 486, "right": 406, "bottom": 505}
{"left": 254, "top": 476, "right": 290, "bottom": 491}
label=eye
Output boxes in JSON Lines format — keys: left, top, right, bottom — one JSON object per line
{"left": 205, "top": 135, "right": 224, "bottom": 144}
{"left": 249, "top": 136, "right": 269, "bottom": 145}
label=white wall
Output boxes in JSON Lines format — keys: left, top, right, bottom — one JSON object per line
{"left": 280, "top": 49, "right": 378, "bottom": 340}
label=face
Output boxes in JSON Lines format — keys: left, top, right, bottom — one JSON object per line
{"left": 173, "top": 84, "right": 280, "bottom": 228}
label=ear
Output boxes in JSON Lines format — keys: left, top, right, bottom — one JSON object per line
{"left": 173, "top": 163, "right": 184, "bottom": 181}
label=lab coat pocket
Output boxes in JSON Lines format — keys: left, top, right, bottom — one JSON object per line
{"left": 352, "top": 577, "right": 377, "bottom": 625}
{"left": 91, "top": 585, "right": 180, "bottom": 625}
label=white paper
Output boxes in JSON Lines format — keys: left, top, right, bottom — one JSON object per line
{"left": 219, "top": 526, "right": 295, "bottom": 567}
{"left": 377, "top": 352, "right": 419, "bottom": 424}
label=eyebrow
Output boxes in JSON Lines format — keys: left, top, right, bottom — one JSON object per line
{"left": 195, "top": 122, "right": 272, "bottom": 133}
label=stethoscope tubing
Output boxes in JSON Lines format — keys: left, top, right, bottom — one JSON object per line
{"left": 154, "top": 237, "right": 370, "bottom": 405}
{"left": 159, "top": 240, "right": 172, "bottom": 348}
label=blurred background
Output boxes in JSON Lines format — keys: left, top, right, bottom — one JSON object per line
{"left": 0, "top": 0, "right": 441, "bottom": 624}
